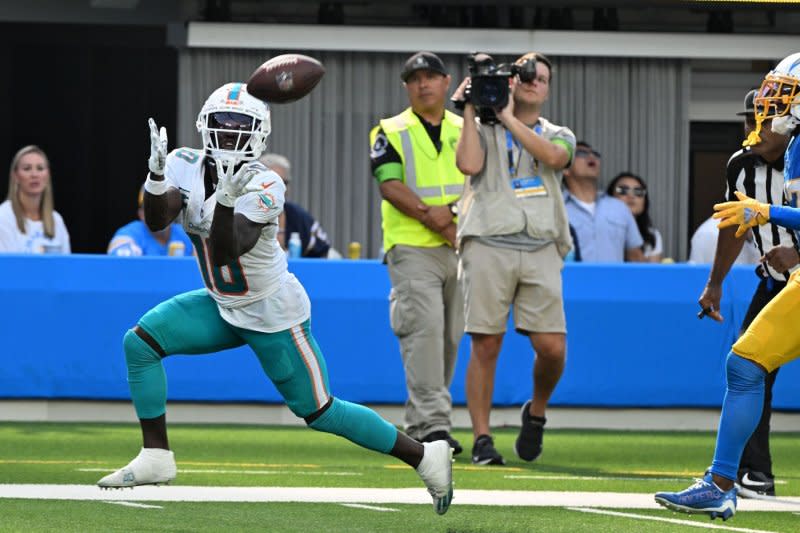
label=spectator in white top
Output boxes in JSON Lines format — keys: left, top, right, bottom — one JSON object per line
{"left": 607, "top": 172, "right": 664, "bottom": 262}
{"left": 689, "top": 217, "right": 760, "bottom": 265}
{"left": 0, "top": 145, "right": 70, "bottom": 254}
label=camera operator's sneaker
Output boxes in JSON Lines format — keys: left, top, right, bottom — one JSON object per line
{"left": 514, "top": 400, "right": 546, "bottom": 462}
{"left": 737, "top": 470, "right": 776, "bottom": 498}
{"left": 471, "top": 434, "right": 505, "bottom": 465}
{"left": 416, "top": 440, "right": 454, "bottom": 515}
{"left": 97, "top": 448, "right": 176, "bottom": 488}
{"left": 654, "top": 473, "right": 737, "bottom": 521}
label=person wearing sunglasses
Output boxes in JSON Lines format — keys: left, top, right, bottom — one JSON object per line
{"left": 563, "top": 141, "right": 645, "bottom": 262}
{"left": 606, "top": 172, "right": 663, "bottom": 262}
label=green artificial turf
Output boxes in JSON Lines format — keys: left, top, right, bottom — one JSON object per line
{"left": 1, "top": 422, "right": 798, "bottom": 532}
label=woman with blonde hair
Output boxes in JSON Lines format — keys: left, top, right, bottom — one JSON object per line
{"left": 0, "top": 145, "right": 70, "bottom": 253}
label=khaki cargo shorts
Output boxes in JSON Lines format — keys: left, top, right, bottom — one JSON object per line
{"left": 459, "top": 239, "right": 566, "bottom": 335}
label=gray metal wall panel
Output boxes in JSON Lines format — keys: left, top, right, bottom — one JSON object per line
{"left": 178, "top": 49, "right": 689, "bottom": 259}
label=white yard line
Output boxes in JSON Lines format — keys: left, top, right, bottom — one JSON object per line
{"left": 102, "top": 501, "right": 164, "bottom": 509}
{"left": 567, "top": 507, "right": 776, "bottom": 533}
{"left": 339, "top": 503, "right": 398, "bottom": 512}
{"left": 77, "top": 468, "right": 361, "bottom": 477}
{"left": 1, "top": 484, "right": 799, "bottom": 512}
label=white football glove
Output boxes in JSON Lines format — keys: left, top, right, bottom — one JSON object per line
{"left": 148, "top": 118, "right": 168, "bottom": 175}
{"left": 215, "top": 159, "right": 261, "bottom": 208}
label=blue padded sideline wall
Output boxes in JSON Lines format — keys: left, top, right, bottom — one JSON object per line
{"left": 0, "top": 255, "right": 797, "bottom": 410}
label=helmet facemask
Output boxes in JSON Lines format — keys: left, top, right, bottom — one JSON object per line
{"left": 196, "top": 83, "right": 271, "bottom": 165}
{"left": 745, "top": 70, "right": 800, "bottom": 146}
{"left": 201, "top": 111, "right": 266, "bottom": 164}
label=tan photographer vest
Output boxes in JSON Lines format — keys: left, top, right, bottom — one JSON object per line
{"left": 457, "top": 117, "right": 574, "bottom": 258}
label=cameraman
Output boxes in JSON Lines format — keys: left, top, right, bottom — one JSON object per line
{"left": 454, "top": 52, "right": 575, "bottom": 466}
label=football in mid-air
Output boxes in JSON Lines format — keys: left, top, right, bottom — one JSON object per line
{"left": 246, "top": 54, "right": 325, "bottom": 104}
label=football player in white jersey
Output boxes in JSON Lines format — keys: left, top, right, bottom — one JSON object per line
{"left": 97, "top": 82, "right": 454, "bottom": 515}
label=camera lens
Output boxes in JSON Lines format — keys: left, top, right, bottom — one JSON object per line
{"left": 482, "top": 83, "right": 502, "bottom": 105}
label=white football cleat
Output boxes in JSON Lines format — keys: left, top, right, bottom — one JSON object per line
{"left": 416, "top": 440, "right": 454, "bottom": 515}
{"left": 97, "top": 448, "right": 177, "bottom": 488}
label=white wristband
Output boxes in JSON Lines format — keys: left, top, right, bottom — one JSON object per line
{"left": 144, "top": 174, "right": 170, "bottom": 196}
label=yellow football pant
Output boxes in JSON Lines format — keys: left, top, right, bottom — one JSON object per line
{"left": 733, "top": 270, "right": 800, "bottom": 372}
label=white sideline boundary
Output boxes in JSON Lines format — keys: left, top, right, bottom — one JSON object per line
{"left": 568, "top": 508, "right": 776, "bottom": 533}
{"left": 1, "top": 484, "right": 800, "bottom": 512}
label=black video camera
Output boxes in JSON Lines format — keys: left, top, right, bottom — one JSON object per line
{"left": 452, "top": 52, "right": 538, "bottom": 124}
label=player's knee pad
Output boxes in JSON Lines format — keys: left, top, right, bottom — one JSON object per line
{"left": 123, "top": 329, "right": 161, "bottom": 371}
{"left": 726, "top": 352, "right": 766, "bottom": 392}
{"left": 306, "top": 397, "right": 341, "bottom": 433}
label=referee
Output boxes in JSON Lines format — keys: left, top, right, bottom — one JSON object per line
{"left": 697, "top": 88, "right": 796, "bottom": 498}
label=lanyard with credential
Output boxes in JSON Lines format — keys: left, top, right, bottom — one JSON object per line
{"left": 506, "top": 129, "right": 521, "bottom": 177}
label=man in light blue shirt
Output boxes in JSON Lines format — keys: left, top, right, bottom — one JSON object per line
{"left": 562, "top": 142, "right": 644, "bottom": 262}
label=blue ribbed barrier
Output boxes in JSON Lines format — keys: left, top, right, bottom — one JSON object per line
{"left": 0, "top": 255, "right": 796, "bottom": 409}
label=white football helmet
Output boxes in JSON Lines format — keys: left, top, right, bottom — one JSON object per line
{"left": 196, "top": 82, "right": 271, "bottom": 164}
{"left": 745, "top": 52, "right": 800, "bottom": 145}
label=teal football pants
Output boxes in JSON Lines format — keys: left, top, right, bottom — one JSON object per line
{"left": 131, "top": 289, "right": 330, "bottom": 418}
{"left": 126, "top": 289, "right": 397, "bottom": 453}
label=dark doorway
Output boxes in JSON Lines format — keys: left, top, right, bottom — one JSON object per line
{"left": 0, "top": 23, "right": 178, "bottom": 253}
{"left": 689, "top": 121, "right": 747, "bottom": 245}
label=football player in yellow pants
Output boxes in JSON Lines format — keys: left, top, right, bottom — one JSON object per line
{"left": 656, "top": 51, "right": 800, "bottom": 521}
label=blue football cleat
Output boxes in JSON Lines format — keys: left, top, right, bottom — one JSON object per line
{"left": 654, "top": 473, "right": 738, "bottom": 521}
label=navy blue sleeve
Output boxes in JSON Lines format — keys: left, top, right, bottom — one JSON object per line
{"left": 284, "top": 202, "right": 331, "bottom": 258}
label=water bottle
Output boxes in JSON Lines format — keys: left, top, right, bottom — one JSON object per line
{"left": 288, "top": 232, "right": 302, "bottom": 258}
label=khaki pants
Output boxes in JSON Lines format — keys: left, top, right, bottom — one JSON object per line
{"left": 386, "top": 244, "right": 464, "bottom": 439}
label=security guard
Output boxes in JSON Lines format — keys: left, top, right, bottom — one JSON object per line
{"left": 369, "top": 51, "right": 465, "bottom": 454}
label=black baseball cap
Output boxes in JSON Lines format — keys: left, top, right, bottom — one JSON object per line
{"left": 736, "top": 89, "right": 758, "bottom": 116}
{"left": 401, "top": 52, "right": 448, "bottom": 82}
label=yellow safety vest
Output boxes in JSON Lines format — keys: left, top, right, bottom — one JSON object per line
{"left": 370, "top": 108, "right": 464, "bottom": 251}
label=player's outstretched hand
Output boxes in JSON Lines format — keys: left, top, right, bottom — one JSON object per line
{"left": 215, "top": 159, "right": 261, "bottom": 207}
{"left": 148, "top": 118, "right": 168, "bottom": 176}
{"left": 713, "top": 191, "right": 770, "bottom": 238}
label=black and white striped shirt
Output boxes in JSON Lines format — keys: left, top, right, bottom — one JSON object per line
{"left": 726, "top": 148, "right": 798, "bottom": 281}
